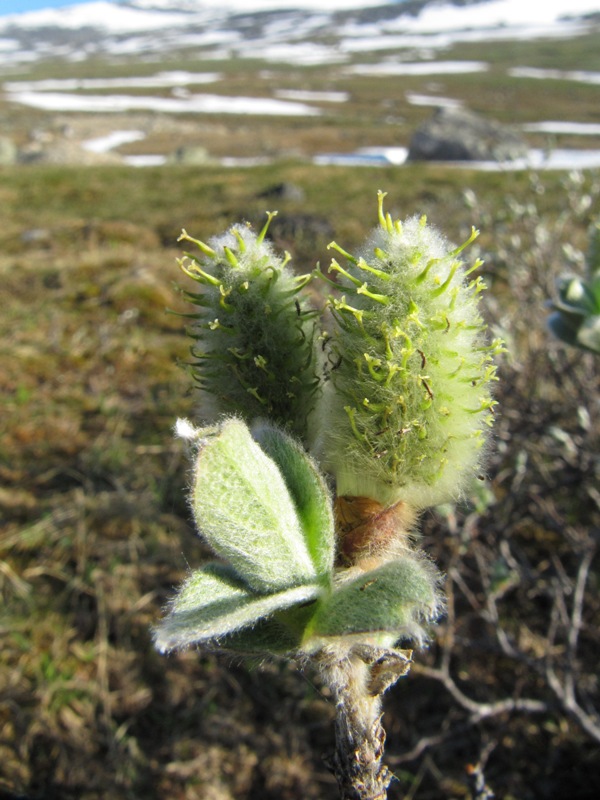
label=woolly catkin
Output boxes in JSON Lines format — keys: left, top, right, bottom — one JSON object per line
{"left": 319, "top": 193, "right": 504, "bottom": 510}
{"left": 179, "top": 214, "right": 320, "bottom": 441}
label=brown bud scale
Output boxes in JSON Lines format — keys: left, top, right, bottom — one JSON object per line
{"left": 335, "top": 495, "right": 415, "bottom": 565}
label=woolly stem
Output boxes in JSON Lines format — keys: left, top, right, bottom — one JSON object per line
{"left": 317, "top": 646, "right": 412, "bottom": 800}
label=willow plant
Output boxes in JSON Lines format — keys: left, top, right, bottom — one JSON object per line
{"left": 548, "top": 219, "right": 600, "bottom": 354}
{"left": 153, "top": 193, "right": 504, "bottom": 800}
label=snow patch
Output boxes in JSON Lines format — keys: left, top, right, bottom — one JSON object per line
{"left": 312, "top": 147, "right": 600, "bottom": 171}
{"left": 7, "top": 89, "right": 321, "bottom": 116}
{"left": 82, "top": 129, "right": 146, "bottom": 153}
{"left": 346, "top": 61, "right": 489, "bottom": 77}
{"left": 522, "top": 121, "right": 600, "bottom": 136}
{"left": 405, "top": 92, "right": 463, "bottom": 109}
{"left": 4, "top": 72, "right": 221, "bottom": 92}
{"left": 509, "top": 67, "right": 600, "bottom": 85}
{"left": 274, "top": 89, "right": 349, "bottom": 103}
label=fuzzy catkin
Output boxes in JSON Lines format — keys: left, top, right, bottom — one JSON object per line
{"left": 319, "top": 193, "right": 504, "bottom": 510}
{"left": 179, "top": 215, "right": 319, "bottom": 440}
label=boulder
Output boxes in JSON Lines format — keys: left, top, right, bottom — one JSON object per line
{"left": 168, "top": 145, "right": 212, "bottom": 165}
{"left": 0, "top": 136, "right": 18, "bottom": 165}
{"left": 18, "top": 139, "right": 120, "bottom": 165}
{"left": 407, "top": 107, "right": 528, "bottom": 162}
{"left": 258, "top": 182, "right": 305, "bottom": 203}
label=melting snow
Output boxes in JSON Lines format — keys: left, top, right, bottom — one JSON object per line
{"left": 509, "top": 67, "right": 600, "bottom": 86}
{"left": 338, "top": 0, "right": 599, "bottom": 51}
{"left": 467, "top": 149, "right": 600, "bottom": 171}
{"left": 405, "top": 92, "right": 463, "bottom": 108}
{"left": 7, "top": 90, "right": 321, "bottom": 116}
{"left": 82, "top": 129, "right": 146, "bottom": 153}
{"left": 4, "top": 72, "right": 221, "bottom": 92}
{"left": 123, "top": 154, "right": 167, "bottom": 167}
{"left": 346, "top": 61, "right": 489, "bottom": 77}
{"left": 235, "top": 42, "right": 347, "bottom": 66}
{"left": 522, "top": 122, "right": 600, "bottom": 136}
{"left": 312, "top": 147, "right": 600, "bottom": 171}
{"left": 274, "top": 89, "right": 349, "bottom": 103}
{"left": 370, "top": 0, "right": 600, "bottom": 33}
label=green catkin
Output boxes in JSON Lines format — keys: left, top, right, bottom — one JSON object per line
{"left": 319, "top": 192, "right": 504, "bottom": 510}
{"left": 178, "top": 214, "right": 320, "bottom": 440}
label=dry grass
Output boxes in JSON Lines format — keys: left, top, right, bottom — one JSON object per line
{"left": 1, "top": 163, "right": 599, "bottom": 800}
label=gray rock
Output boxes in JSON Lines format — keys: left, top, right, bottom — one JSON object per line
{"left": 0, "top": 136, "right": 18, "bottom": 165}
{"left": 168, "top": 145, "right": 212, "bottom": 165}
{"left": 258, "top": 182, "right": 305, "bottom": 203}
{"left": 18, "top": 139, "right": 120, "bottom": 165}
{"left": 408, "top": 107, "right": 528, "bottom": 162}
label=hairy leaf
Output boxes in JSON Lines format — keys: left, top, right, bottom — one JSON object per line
{"left": 251, "top": 421, "right": 335, "bottom": 580}
{"left": 305, "top": 557, "right": 442, "bottom": 647}
{"left": 154, "top": 561, "right": 322, "bottom": 653}
{"left": 190, "top": 418, "right": 318, "bottom": 592}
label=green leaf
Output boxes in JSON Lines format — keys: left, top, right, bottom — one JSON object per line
{"left": 251, "top": 422, "right": 335, "bottom": 579}
{"left": 547, "top": 311, "right": 581, "bottom": 348}
{"left": 190, "top": 418, "right": 318, "bottom": 593}
{"left": 204, "top": 590, "right": 322, "bottom": 656}
{"left": 305, "top": 557, "right": 442, "bottom": 646}
{"left": 154, "top": 562, "right": 322, "bottom": 653}
{"left": 585, "top": 221, "right": 600, "bottom": 277}
{"left": 577, "top": 314, "right": 600, "bottom": 354}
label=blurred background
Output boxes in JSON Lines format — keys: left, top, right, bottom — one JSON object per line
{"left": 1, "top": 1, "right": 599, "bottom": 798}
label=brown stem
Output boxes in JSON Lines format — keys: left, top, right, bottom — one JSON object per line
{"left": 318, "top": 646, "right": 412, "bottom": 800}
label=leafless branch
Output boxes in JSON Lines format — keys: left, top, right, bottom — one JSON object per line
{"left": 412, "top": 663, "right": 548, "bottom": 722}
{"left": 545, "top": 547, "right": 600, "bottom": 743}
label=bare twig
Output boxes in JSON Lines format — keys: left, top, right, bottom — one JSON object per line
{"left": 465, "top": 740, "right": 497, "bottom": 799}
{"left": 412, "top": 663, "right": 547, "bottom": 722}
{"left": 390, "top": 727, "right": 454, "bottom": 766}
{"left": 466, "top": 762, "right": 495, "bottom": 800}
{"left": 545, "top": 547, "right": 600, "bottom": 743}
